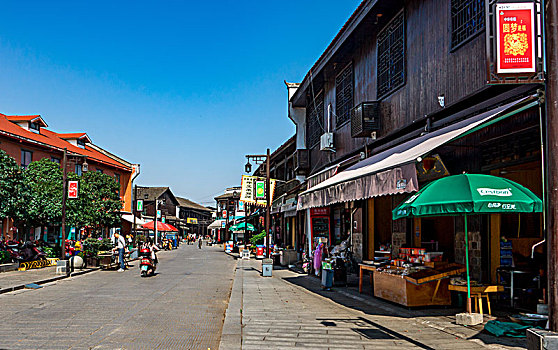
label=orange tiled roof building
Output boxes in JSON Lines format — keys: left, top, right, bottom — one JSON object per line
{"left": 0, "top": 113, "right": 136, "bottom": 240}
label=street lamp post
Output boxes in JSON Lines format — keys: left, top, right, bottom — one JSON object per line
{"left": 60, "top": 148, "right": 88, "bottom": 260}
{"left": 60, "top": 149, "right": 68, "bottom": 260}
{"left": 245, "top": 148, "right": 271, "bottom": 258}
{"left": 154, "top": 198, "right": 164, "bottom": 245}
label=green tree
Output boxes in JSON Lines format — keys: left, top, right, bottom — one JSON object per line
{"left": 23, "top": 158, "right": 63, "bottom": 227}
{"left": 78, "top": 171, "right": 122, "bottom": 228}
{"left": 0, "top": 149, "right": 26, "bottom": 223}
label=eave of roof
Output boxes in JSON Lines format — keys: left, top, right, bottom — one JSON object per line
{"left": 5, "top": 115, "right": 48, "bottom": 127}
{"left": 58, "top": 133, "right": 92, "bottom": 143}
{"left": 0, "top": 114, "right": 131, "bottom": 171}
{"left": 176, "top": 196, "right": 212, "bottom": 211}
{"left": 290, "top": 0, "right": 378, "bottom": 106}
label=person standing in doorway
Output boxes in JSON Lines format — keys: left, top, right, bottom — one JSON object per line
{"left": 114, "top": 232, "right": 126, "bottom": 272}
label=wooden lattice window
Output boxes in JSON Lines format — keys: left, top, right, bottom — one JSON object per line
{"left": 307, "top": 90, "right": 324, "bottom": 148}
{"left": 451, "top": 0, "right": 485, "bottom": 50}
{"left": 335, "top": 63, "right": 353, "bottom": 127}
{"left": 377, "top": 11, "right": 405, "bottom": 99}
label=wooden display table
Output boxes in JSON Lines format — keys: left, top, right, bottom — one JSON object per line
{"left": 373, "top": 263, "right": 466, "bottom": 307}
{"left": 358, "top": 264, "right": 376, "bottom": 293}
{"left": 448, "top": 284, "right": 503, "bottom": 315}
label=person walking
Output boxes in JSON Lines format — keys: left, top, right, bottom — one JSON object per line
{"left": 198, "top": 236, "right": 202, "bottom": 249}
{"left": 114, "top": 232, "right": 126, "bottom": 272}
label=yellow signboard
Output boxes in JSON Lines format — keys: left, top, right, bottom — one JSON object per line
{"left": 187, "top": 218, "right": 198, "bottom": 224}
{"left": 240, "top": 175, "right": 276, "bottom": 206}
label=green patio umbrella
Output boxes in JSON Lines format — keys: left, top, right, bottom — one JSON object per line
{"left": 392, "top": 173, "right": 542, "bottom": 313}
{"left": 228, "top": 222, "right": 255, "bottom": 232}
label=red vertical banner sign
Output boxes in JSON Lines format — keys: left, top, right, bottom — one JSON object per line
{"left": 68, "top": 181, "right": 79, "bottom": 199}
{"left": 496, "top": 2, "right": 536, "bottom": 73}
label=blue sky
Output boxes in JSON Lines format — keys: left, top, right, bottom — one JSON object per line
{"left": 0, "top": 0, "right": 361, "bottom": 205}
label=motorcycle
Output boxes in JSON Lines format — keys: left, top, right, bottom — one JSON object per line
{"left": 19, "top": 241, "right": 46, "bottom": 262}
{"left": 0, "top": 240, "right": 24, "bottom": 263}
{"left": 139, "top": 248, "right": 156, "bottom": 277}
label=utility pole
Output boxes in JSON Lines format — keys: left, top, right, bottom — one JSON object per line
{"left": 266, "top": 148, "right": 270, "bottom": 258}
{"left": 60, "top": 148, "right": 68, "bottom": 260}
{"left": 133, "top": 185, "right": 137, "bottom": 242}
{"left": 155, "top": 199, "right": 159, "bottom": 245}
{"left": 545, "top": 0, "right": 558, "bottom": 331}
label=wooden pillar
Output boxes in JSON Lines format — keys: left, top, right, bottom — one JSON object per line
{"left": 490, "top": 214, "right": 501, "bottom": 284}
{"left": 413, "top": 218, "right": 422, "bottom": 247}
{"left": 367, "top": 199, "right": 375, "bottom": 259}
{"left": 291, "top": 217, "right": 296, "bottom": 248}
{"left": 546, "top": 0, "right": 558, "bottom": 331}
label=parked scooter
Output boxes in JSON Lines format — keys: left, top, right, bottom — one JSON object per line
{"left": 0, "top": 240, "right": 24, "bottom": 263}
{"left": 139, "top": 248, "right": 156, "bottom": 277}
{"left": 19, "top": 241, "right": 46, "bottom": 262}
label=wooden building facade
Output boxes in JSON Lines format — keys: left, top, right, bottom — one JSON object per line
{"left": 287, "top": 0, "right": 545, "bottom": 308}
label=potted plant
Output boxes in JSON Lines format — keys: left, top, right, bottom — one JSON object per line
{"left": 83, "top": 238, "right": 101, "bottom": 267}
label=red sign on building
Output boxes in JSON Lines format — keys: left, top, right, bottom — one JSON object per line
{"left": 68, "top": 181, "right": 79, "bottom": 199}
{"left": 310, "top": 207, "right": 330, "bottom": 216}
{"left": 496, "top": 2, "right": 535, "bottom": 74}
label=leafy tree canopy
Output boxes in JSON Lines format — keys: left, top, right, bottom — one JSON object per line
{"left": 0, "top": 149, "right": 26, "bottom": 222}
{"left": 23, "top": 158, "right": 63, "bottom": 227}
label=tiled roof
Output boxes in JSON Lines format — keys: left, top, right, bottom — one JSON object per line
{"left": 137, "top": 187, "right": 179, "bottom": 206}
{"left": 176, "top": 197, "right": 211, "bottom": 212}
{"left": 0, "top": 113, "right": 131, "bottom": 171}
{"left": 58, "top": 132, "right": 88, "bottom": 139}
{"left": 6, "top": 115, "right": 48, "bottom": 127}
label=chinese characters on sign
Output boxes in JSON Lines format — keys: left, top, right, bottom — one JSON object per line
{"left": 496, "top": 3, "right": 535, "bottom": 73}
{"left": 240, "top": 175, "right": 276, "bottom": 206}
{"left": 68, "top": 181, "right": 78, "bottom": 199}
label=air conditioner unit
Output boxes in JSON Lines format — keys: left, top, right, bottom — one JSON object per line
{"left": 294, "top": 149, "right": 309, "bottom": 171}
{"left": 320, "top": 133, "right": 335, "bottom": 152}
{"left": 351, "top": 101, "right": 381, "bottom": 138}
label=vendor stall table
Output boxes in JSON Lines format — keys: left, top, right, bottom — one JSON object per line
{"left": 358, "top": 264, "right": 376, "bottom": 293}
{"left": 448, "top": 284, "right": 503, "bottom": 315}
{"left": 373, "top": 263, "right": 466, "bottom": 307}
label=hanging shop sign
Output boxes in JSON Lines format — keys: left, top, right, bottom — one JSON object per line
{"left": 486, "top": 1, "right": 544, "bottom": 84}
{"left": 255, "top": 181, "right": 265, "bottom": 199}
{"left": 68, "top": 181, "right": 79, "bottom": 199}
{"left": 222, "top": 210, "right": 227, "bottom": 218}
{"left": 187, "top": 218, "right": 198, "bottom": 224}
{"left": 496, "top": 2, "right": 535, "bottom": 73}
{"left": 240, "top": 175, "right": 276, "bottom": 206}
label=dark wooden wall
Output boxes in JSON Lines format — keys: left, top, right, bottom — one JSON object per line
{"left": 308, "top": 0, "right": 488, "bottom": 174}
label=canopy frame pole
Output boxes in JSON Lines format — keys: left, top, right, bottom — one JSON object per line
{"left": 464, "top": 214, "right": 472, "bottom": 313}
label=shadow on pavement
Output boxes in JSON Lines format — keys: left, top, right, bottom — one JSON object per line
{"left": 282, "top": 274, "right": 527, "bottom": 349}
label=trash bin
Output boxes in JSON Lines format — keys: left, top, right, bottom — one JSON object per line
{"left": 322, "top": 268, "right": 333, "bottom": 289}
{"left": 262, "top": 258, "right": 273, "bottom": 277}
{"left": 272, "top": 253, "right": 281, "bottom": 266}
{"left": 333, "top": 257, "right": 347, "bottom": 286}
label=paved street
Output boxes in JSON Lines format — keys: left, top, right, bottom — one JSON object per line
{"left": 0, "top": 244, "right": 235, "bottom": 350}
{"left": 221, "top": 258, "right": 525, "bottom": 350}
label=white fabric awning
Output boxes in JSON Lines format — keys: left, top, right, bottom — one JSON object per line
{"left": 298, "top": 97, "right": 534, "bottom": 210}
{"left": 121, "top": 214, "right": 146, "bottom": 225}
{"left": 208, "top": 220, "right": 225, "bottom": 229}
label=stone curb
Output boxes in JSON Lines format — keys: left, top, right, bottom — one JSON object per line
{"left": 0, "top": 266, "right": 100, "bottom": 295}
{"left": 219, "top": 258, "right": 243, "bottom": 350}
